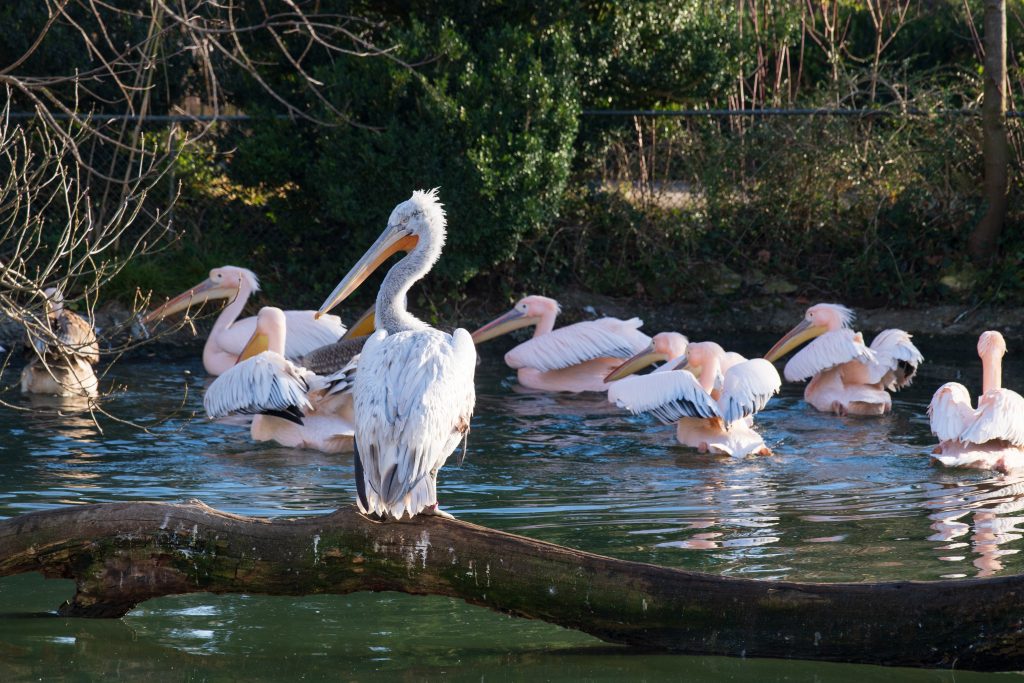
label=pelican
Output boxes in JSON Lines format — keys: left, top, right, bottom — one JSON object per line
{"left": 929, "top": 331, "right": 1024, "bottom": 472}
{"left": 317, "top": 189, "right": 476, "bottom": 520}
{"left": 203, "top": 306, "right": 360, "bottom": 453}
{"left": 143, "top": 266, "right": 345, "bottom": 375}
{"left": 21, "top": 288, "right": 99, "bottom": 398}
{"left": 607, "top": 339, "right": 780, "bottom": 457}
{"left": 764, "top": 303, "right": 923, "bottom": 416}
{"left": 471, "top": 295, "right": 650, "bottom": 392}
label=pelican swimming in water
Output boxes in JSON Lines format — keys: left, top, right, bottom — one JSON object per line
{"left": 471, "top": 295, "right": 650, "bottom": 393}
{"left": 764, "top": 303, "right": 923, "bottom": 416}
{"left": 318, "top": 189, "right": 476, "bottom": 520}
{"left": 144, "top": 266, "right": 345, "bottom": 376}
{"left": 203, "top": 306, "right": 364, "bottom": 453}
{"left": 929, "top": 331, "right": 1024, "bottom": 472}
{"left": 21, "top": 288, "right": 100, "bottom": 398}
{"left": 607, "top": 339, "right": 781, "bottom": 457}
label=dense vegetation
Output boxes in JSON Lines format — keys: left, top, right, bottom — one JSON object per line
{"left": 5, "top": 1, "right": 1023, "bottom": 313}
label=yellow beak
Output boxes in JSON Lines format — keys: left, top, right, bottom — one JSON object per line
{"left": 316, "top": 229, "right": 419, "bottom": 318}
{"left": 143, "top": 278, "right": 238, "bottom": 324}
{"left": 604, "top": 344, "right": 667, "bottom": 382}
{"left": 764, "top": 319, "right": 828, "bottom": 362}
{"left": 237, "top": 331, "right": 269, "bottom": 363}
{"left": 471, "top": 309, "right": 540, "bottom": 344}
{"left": 343, "top": 305, "right": 376, "bottom": 340}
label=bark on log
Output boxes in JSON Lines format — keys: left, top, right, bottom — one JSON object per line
{"left": 2, "top": 500, "right": 1024, "bottom": 671}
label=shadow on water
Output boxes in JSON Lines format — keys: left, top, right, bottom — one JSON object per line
{"left": 0, "top": 334, "right": 1022, "bottom": 679}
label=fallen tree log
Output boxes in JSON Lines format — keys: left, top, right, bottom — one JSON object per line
{"left": 1, "top": 500, "right": 1023, "bottom": 671}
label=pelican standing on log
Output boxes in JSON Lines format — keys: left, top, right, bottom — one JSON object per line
{"left": 143, "top": 266, "right": 345, "bottom": 376}
{"left": 929, "top": 331, "right": 1024, "bottom": 472}
{"left": 317, "top": 189, "right": 475, "bottom": 520}
{"left": 471, "top": 295, "right": 650, "bottom": 392}
{"left": 606, "top": 339, "right": 780, "bottom": 457}
{"left": 21, "top": 288, "right": 100, "bottom": 398}
{"left": 764, "top": 303, "right": 923, "bottom": 416}
{"left": 203, "top": 306, "right": 371, "bottom": 453}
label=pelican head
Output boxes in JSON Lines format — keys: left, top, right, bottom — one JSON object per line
{"left": 471, "top": 295, "right": 559, "bottom": 344}
{"left": 604, "top": 331, "right": 689, "bottom": 382}
{"left": 764, "top": 303, "right": 853, "bottom": 362}
{"left": 42, "top": 287, "right": 63, "bottom": 316}
{"left": 673, "top": 340, "right": 726, "bottom": 374}
{"left": 143, "top": 266, "right": 259, "bottom": 323}
{"left": 317, "top": 189, "right": 445, "bottom": 318}
{"left": 978, "top": 330, "right": 1007, "bottom": 360}
{"left": 237, "top": 306, "right": 287, "bottom": 362}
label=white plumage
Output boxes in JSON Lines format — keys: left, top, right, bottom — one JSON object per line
{"left": 865, "top": 328, "right": 925, "bottom": 389}
{"left": 354, "top": 328, "right": 476, "bottom": 519}
{"left": 784, "top": 329, "right": 875, "bottom": 382}
{"left": 204, "top": 351, "right": 314, "bottom": 420}
{"left": 505, "top": 317, "right": 650, "bottom": 372}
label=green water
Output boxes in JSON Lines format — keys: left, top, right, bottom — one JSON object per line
{"left": 0, "top": 335, "right": 1021, "bottom": 681}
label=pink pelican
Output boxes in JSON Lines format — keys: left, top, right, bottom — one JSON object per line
{"left": 471, "top": 295, "right": 650, "bottom": 392}
{"left": 203, "top": 307, "right": 359, "bottom": 453}
{"left": 929, "top": 331, "right": 1024, "bottom": 472}
{"left": 317, "top": 189, "right": 476, "bottom": 520}
{"left": 144, "top": 266, "right": 345, "bottom": 376}
{"left": 607, "top": 339, "right": 781, "bottom": 457}
{"left": 21, "top": 288, "right": 99, "bottom": 398}
{"left": 764, "top": 303, "right": 923, "bottom": 416}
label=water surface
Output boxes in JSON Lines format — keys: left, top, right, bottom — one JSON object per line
{"left": 0, "top": 334, "right": 1020, "bottom": 680}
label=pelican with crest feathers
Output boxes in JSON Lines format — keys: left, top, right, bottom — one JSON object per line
{"left": 471, "top": 295, "right": 650, "bottom": 393}
{"left": 764, "top": 303, "right": 923, "bottom": 416}
{"left": 203, "top": 306, "right": 376, "bottom": 453}
{"left": 144, "top": 266, "right": 345, "bottom": 376}
{"left": 317, "top": 189, "right": 475, "bottom": 520}
{"left": 606, "top": 336, "right": 780, "bottom": 457}
{"left": 929, "top": 331, "right": 1024, "bottom": 472}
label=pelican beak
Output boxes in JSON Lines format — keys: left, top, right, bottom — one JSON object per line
{"left": 237, "top": 330, "right": 269, "bottom": 363}
{"left": 764, "top": 319, "right": 828, "bottom": 362}
{"left": 342, "top": 304, "right": 376, "bottom": 340}
{"left": 316, "top": 227, "right": 419, "bottom": 318}
{"left": 604, "top": 343, "right": 666, "bottom": 382}
{"left": 143, "top": 278, "right": 237, "bottom": 324}
{"left": 671, "top": 354, "right": 693, "bottom": 373}
{"left": 471, "top": 308, "right": 539, "bottom": 344}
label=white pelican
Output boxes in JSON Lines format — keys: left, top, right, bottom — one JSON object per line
{"left": 21, "top": 288, "right": 99, "bottom": 398}
{"left": 203, "top": 307, "right": 358, "bottom": 453}
{"left": 471, "top": 295, "right": 650, "bottom": 393}
{"left": 929, "top": 331, "right": 1024, "bottom": 472}
{"left": 317, "top": 189, "right": 476, "bottom": 520}
{"left": 764, "top": 303, "right": 923, "bottom": 416}
{"left": 606, "top": 339, "right": 780, "bottom": 457}
{"left": 143, "top": 266, "right": 345, "bottom": 376}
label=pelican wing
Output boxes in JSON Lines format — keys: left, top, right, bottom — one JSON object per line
{"left": 866, "top": 329, "right": 924, "bottom": 389}
{"left": 204, "top": 351, "right": 313, "bottom": 422}
{"left": 505, "top": 317, "right": 650, "bottom": 372}
{"left": 784, "top": 329, "right": 875, "bottom": 382}
{"left": 55, "top": 309, "right": 99, "bottom": 364}
{"left": 928, "top": 382, "right": 976, "bottom": 442}
{"left": 960, "top": 389, "right": 1024, "bottom": 447}
{"left": 355, "top": 328, "right": 476, "bottom": 519}
{"left": 718, "top": 358, "right": 781, "bottom": 425}
{"left": 298, "top": 336, "right": 367, "bottom": 376}
{"left": 608, "top": 369, "right": 719, "bottom": 425}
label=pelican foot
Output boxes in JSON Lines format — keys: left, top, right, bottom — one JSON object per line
{"left": 697, "top": 442, "right": 709, "bottom": 454}
{"left": 753, "top": 445, "right": 773, "bottom": 457}
{"left": 831, "top": 401, "right": 847, "bottom": 417}
{"left": 422, "top": 504, "right": 455, "bottom": 520}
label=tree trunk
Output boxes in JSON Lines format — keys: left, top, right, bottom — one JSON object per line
{"left": 969, "top": 0, "right": 1009, "bottom": 263}
{"left": 3, "top": 500, "right": 1024, "bottom": 671}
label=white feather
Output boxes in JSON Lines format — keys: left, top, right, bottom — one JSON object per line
{"left": 719, "top": 358, "right": 782, "bottom": 424}
{"left": 204, "top": 351, "right": 313, "bottom": 419}
{"left": 505, "top": 317, "right": 650, "bottom": 372}
{"left": 961, "top": 389, "right": 1024, "bottom": 447}
{"left": 928, "top": 382, "right": 976, "bottom": 443}
{"left": 354, "top": 328, "right": 476, "bottom": 519}
{"left": 865, "top": 328, "right": 924, "bottom": 388}
{"left": 608, "top": 370, "right": 719, "bottom": 425}
{"left": 223, "top": 311, "right": 345, "bottom": 362}
{"left": 784, "top": 328, "right": 875, "bottom": 382}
